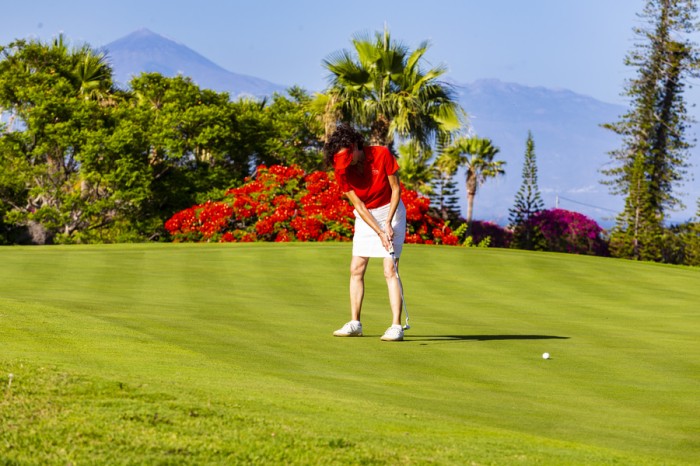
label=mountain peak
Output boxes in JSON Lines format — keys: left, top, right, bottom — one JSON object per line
{"left": 131, "top": 27, "right": 159, "bottom": 36}
{"left": 105, "top": 28, "right": 180, "bottom": 49}
{"left": 104, "top": 29, "right": 286, "bottom": 97}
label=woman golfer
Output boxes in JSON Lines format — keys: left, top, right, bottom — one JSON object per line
{"left": 324, "top": 123, "right": 407, "bottom": 341}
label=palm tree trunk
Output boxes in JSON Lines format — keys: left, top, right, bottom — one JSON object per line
{"left": 370, "top": 115, "right": 390, "bottom": 146}
{"left": 465, "top": 169, "right": 477, "bottom": 232}
{"left": 322, "top": 94, "right": 339, "bottom": 142}
{"left": 466, "top": 192, "right": 475, "bottom": 230}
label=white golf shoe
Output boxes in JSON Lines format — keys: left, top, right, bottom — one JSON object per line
{"left": 333, "top": 321, "right": 363, "bottom": 337}
{"left": 380, "top": 325, "right": 404, "bottom": 341}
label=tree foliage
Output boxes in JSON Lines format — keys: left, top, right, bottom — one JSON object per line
{"left": 0, "top": 37, "right": 135, "bottom": 243}
{"left": 396, "top": 140, "right": 434, "bottom": 195}
{"left": 0, "top": 37, "right": 324, "bottom": 244}
{"left": 437, "top": 136, "right": 505, "bottom": 228}
{"left": 509, "top": 131, "right": 545, "bottom": 249}
{"left": 603, "top": 0, "right": 700, "bottom": 261}
{"left": 319, "top": 27, "right": 464, "bottom": 148}
{"left": 429, "top": 166, "right": 462, "bottom": 223}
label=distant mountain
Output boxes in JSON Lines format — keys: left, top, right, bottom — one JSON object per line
{"left": 453, "top": 79, "right": 698, "bottom": 226}
{"left": 103, "top": 29, "right": 286, "bottom": 98}
{"left": 452, "top": 79, "right": 625, "bottom": 227}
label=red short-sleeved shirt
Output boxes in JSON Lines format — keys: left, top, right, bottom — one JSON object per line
{"left": 334, "top": 146, "right": 399, "bottom": 209}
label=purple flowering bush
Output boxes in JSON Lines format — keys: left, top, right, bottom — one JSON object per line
{"left": 523, "top": 208, "right": 608, "bottom": 256}
{"left": 470, "top": 220, "right": 513, "bottom": 248}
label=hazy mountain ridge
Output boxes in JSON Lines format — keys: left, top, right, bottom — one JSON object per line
{"left": 103, "top": 29, "right": 698, "bottom": 226}
{"left": 104, "top": 29, "right": 286, "bottom": 98}
{"left": 457, "top": 78, "right": 698, "bottom": 225}
{"left": 453, "top": 78, "right": 627, "bottom": 226}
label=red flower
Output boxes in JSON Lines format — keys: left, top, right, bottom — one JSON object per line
{"left": 255, "top": 217, "right": 275, "bottom": 236}
{"left": 275, "top": 229, "right": 292, "bottom": 242}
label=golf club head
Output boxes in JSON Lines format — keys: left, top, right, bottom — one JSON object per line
{"left": 403, "top": 324, "right": 411, "bottom": 330}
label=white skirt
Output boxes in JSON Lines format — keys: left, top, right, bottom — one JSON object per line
{"left": 353, "top": 200, "right": 407, "bottom": 258}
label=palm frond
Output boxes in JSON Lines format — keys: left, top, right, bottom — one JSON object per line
{"left": 321, "top": 26, "right": 465, "bottom": 147}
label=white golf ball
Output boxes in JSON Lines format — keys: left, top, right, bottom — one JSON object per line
{"left": 542, "top": 352, "right": 550, "bottom": 359}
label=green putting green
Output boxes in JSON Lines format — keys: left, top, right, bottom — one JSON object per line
{"left": 1, "top": 243, "right": 698, "bottom": 464}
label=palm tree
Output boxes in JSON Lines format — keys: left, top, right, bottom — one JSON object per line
{"left": 71, "top": 45, "right": 114, "bottom": 103}
{"left": 47, "top": 35, "right": 114, "bottom": 103}
{"left": 438, "top": 136, "right": 506, "bottom": 228}
{"left": 397, "top": 140, "right": 434, "bottom": 195}
{"left": 319, "top": 26, "right": 463, "bottom": 148}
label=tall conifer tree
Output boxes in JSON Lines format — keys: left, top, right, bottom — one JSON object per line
{"left": 430, "top": 167, "right": 461, "bottom": 222}
{"left": 609, "top": 153, "right": 664, "bottom": 259}
{"left": 509, "top": 132, "right": 544, "bottom": 249}
{"left": 603, "top": 0, "right": 699, "bottom": 261}
{"left": 509, "top": 132, "right": 544, "bottom": 226}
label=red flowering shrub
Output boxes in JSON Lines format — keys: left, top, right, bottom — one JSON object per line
{"left": 164, "top": 201, "right": 234, "bottom": 242}
{"left": 218, "top": 164, "right": 354, "bottom": 243}
{"left": 523, "top": 208, "right": 608, "bottom": 256}
{"left": 165, "top": 164, "right": 460, "bottom": 245}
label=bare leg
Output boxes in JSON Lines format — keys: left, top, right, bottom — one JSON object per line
{"left": 350, "top": 256, "right": 369, "bottom": 321}
{"left": 383, "top": 257, "right": 402, "bottom": 326}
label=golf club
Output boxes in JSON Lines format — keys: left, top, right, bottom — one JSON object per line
{"left": 388, "top": 241, "right": 410, "bottom": 330}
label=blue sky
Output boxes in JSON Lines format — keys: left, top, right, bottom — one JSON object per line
{"left": 1, "top": 0, "right": 665, "bottom": 105}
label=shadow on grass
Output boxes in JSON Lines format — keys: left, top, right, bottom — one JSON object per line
{"left": 405, "top": 334, "right": 570, "bottom": 343}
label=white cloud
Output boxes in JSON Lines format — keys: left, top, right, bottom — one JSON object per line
{"left": 567, "top": 185, "right": 599, "bottom": 194}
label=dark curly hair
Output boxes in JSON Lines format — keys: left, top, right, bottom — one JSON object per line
{"left": 323, "top": 123, "right": 365, "bottom": 169}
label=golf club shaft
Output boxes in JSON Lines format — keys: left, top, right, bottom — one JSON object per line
{"left": 390, "top": 250, "right": 410, "bottom": 329}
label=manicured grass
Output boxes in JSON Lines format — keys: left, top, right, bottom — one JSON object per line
{"left": 1, "top": 243, "right": 698, "bottom": 464}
